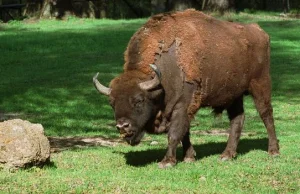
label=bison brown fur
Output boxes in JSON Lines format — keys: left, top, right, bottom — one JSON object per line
{"left": 93, "top": 9, "right": 279, "bottom": 168}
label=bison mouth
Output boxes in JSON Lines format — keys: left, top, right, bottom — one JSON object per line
{"left": 123, "top": 131, "right": 145, "bottom": 146}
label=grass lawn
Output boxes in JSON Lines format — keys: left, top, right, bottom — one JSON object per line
{"left": 0, "top": 12, "right": 300, "bottom": 193}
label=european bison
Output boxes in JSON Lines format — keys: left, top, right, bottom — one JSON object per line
{"left": 93, "top": 9, "right": 279, "bottom": 168}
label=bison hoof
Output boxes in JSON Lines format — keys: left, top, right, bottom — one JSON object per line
{"left": 220, "top": 150, "right": 237, "bottom": 161}
{"left": 268, "top": 149, "right": 280, "bottom": 157}
{"left": 268, "top": 143, "right": 280, "bottom": 156}
{"left": 158, "top": 162, "right": 175, "bottom": 168}
{"left": 158, "top": 157, "right": 176, "bottom": 169}
{"left": 183, "top": 157, "right": 196, "bottom": 163}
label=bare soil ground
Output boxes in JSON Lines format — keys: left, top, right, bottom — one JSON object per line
{"left": 48, "top": 129, "right": 257, "bottom": 153}
{"left": 48, "top": 136, "right": 123, "bottom": 153}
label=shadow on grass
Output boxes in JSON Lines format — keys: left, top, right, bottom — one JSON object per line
{"left": 0, "top": 23, "right": 137, "bottom": 136}
{"left": 124, "top": 138, "right": 268, "bottom": 167}
{"left": 25, "top": 160, "right": 57, "bottom": 170}
{"left": 48, "top": 135, "right": 123, "bottom": 152}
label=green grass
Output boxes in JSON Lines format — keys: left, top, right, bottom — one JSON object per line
{"left": 1, "top": 13, "right": 300, "bottom": 193}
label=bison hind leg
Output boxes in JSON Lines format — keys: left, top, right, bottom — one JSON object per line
{"left": 249, "top": 78, "right": 279, "bottom": 156}
{"left": 221, "top": 96, "right": 245, "bottom": 160}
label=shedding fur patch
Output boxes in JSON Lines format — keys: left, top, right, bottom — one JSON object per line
{"left": 124, "top": 9, "right": 207, "bottom": 83}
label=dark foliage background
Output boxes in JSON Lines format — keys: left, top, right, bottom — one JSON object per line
{"left": 1, "top": 0, "right": 299, "bottom": 22}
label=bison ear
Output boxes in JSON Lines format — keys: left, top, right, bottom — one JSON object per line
{"left": 139, "top": 64, "right": 161, "bottom": 91}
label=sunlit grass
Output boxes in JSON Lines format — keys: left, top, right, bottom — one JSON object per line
{"left": 0, "top": 12, "right": 300, "bottom": 193}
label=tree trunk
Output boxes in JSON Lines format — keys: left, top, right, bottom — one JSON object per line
{"left": 123, "top": 0, "right": 141, "bottom": 17}
{"left": 202, "top": 0, "right": 207, "bottom": 10}
{"left": 22, "top": 2, "right": 29, "bottom": 17}
{"left": 54, "top": 0, "right": 74, "bottom": 19}
{"left": 283, "top": 0, "right": 290, "bottom": 13}
{"left": 151, "top": 0, "right": 166, "bottom": 15}
{"left": 39, "top": 0, "right": 50, "bottom": 18}
{"left": 99, "top": 0, "right": 107, "bottom": 18}
{"left": 166, "top": 0, "right": 192, "bottom": 11}
{"left": 112, "top": 0, "right": 116, "bottom": 18}
{"left": 207, "top": 0, "right": 235, "bottom": 14}
{"left": 81, "top": 1, "right": 95, "bottom": 18}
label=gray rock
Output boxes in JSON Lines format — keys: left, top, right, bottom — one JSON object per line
{"left": 0, "top": 119, "right": 50, "bottom": 169}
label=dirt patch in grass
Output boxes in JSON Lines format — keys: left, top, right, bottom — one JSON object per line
{"left": 191, "top": 129, "right": 257, "bottom": 137}
{"left": 48, "top": 129, "right": 257, "bottom": 153}
{"left": 49, "top": 136, "right": 124, "bottom": 153}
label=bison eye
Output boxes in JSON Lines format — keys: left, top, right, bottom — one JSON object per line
{"left": 134, "top": 99, "right": 144, "bottom": 108}
{"left": 131, "top": 94, "right": 145, "bottom": 108}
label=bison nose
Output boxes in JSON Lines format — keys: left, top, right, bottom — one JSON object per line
{"left": 116, "top": 120, "right": 131, "bottom": 134}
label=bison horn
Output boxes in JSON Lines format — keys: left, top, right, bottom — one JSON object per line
{"left": 139, "top": 64, "right": 161, "bottom": 90}
{"left": 93, "top": 72, "right": 111, "bottom": 96}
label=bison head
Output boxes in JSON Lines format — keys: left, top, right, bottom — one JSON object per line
{"left": 93, "top": 64, "right": 163, "bottom": 145}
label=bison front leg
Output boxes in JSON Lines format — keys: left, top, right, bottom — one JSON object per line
{"left": 221, "top": 96, "right": 245, "bottom": 160}
{"left": 158, "top": 104, "right": 192, "bottom": 168}
{"left": 182, "top": 131, "right": 196, "bottom": 162}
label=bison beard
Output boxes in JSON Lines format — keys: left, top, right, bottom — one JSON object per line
{"left": 93, "top": 9, "right": 280, "bottom": 168}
